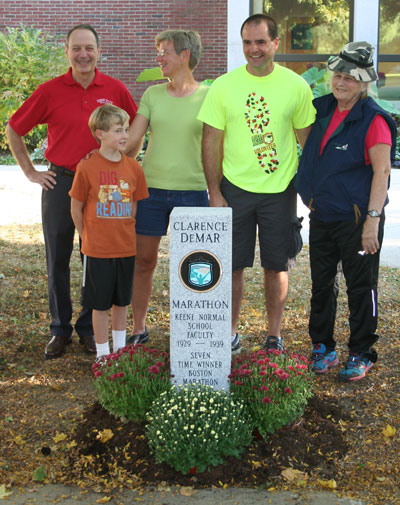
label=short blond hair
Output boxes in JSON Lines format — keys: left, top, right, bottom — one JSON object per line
{"left": 155, "top": 30, "right": 202, "bottom": 70}
{"left": 89, "top": 104, "right": 130, "bottom": 144}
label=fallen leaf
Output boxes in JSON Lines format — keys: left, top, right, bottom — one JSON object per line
{"left": 281, "top": 468, "right": 308, "bottom": 482}
{"left": 0, "top": 484, "right": 12, "bottom": 499}
{"left": 382, "top": 425, "right": 396, "bottom": 438}
{"left": 317, "top": 478, "right": 337, "bottom": 489}
{"left": 66, "top": 440, "right": 77, "bottom": 449}
{"left": 53, "top": 432, "right": 67, "bottom": 443}
{"left": 32, "top": 466, "right": 46, "bottom": 482}
{"left": 96, "top": 497, "right": 111, "bottom": 503}
{"left": 13, "top": 436, "right": 24, "bottom": 446}
{"left": 180, "top": 486, "right": 197, "bottom": 496}
{"left": 96, "top": 429, "right": 114, "bottom": 443}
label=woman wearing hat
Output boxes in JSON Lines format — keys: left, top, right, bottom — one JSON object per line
{"left": 296, "top": 41, "right": 397, "bottom": 381}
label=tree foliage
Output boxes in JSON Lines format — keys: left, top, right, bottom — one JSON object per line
{"left": 0, "top": 25, "right": 69, "bottom": 151}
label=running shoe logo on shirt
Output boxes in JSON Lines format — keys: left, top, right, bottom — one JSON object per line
{"left": 245, "top": 92, "right": 279, "bottom": 174}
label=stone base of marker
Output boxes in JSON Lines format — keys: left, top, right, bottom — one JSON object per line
{"left": 170, "top": 207, "right": 232, "bottom": 390}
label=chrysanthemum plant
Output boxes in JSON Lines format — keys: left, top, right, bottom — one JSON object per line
{"left": 229, "top": 349, "right": 314, "bottom": 439}
{"left": 92, "top": 344, "right": 170, "bottom": 422}
{"left": 146, "top": 384, "right": 254, "bottom": 475}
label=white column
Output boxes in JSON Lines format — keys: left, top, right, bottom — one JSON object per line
{"left": 227, "top": 0, "right": 249, "bottom": 71}
{"left": 252, "top": 0, "right": 263, "bottom": 14}
{"left": 353, "top": 0, "right": 380, "bottom": 70}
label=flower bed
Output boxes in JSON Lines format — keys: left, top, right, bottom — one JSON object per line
{"left": 92, "top": 344, "right": 170, "bottom": 422}
{"left": 92, "top": 345, "right": 314, "bottom": 474}
{"left": 229, "top": 349, "right": 314, "bottom": 439}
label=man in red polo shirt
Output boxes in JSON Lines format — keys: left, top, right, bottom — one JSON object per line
{"left": 5, "top": 24, "right": 138, "bottom": 359}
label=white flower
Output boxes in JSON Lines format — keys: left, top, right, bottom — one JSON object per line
{"left": 190, "top": 424, "right": 195, "bottom": 429}
{"left": 156, "top": 430, "right": 160, "bottom": 435}
{"left": 183, "top": 426, "right": 188, "bottom": 430}
{"left": 199, "top": 406, "right": 206, "bottom": 412}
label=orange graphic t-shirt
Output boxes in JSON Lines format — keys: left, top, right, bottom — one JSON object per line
{"left": 69, "top": 151, "right": 149, "bottom": 258}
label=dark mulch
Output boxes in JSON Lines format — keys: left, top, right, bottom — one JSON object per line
{"left": 70, "top": 393, "right": 349, "bottom": 487}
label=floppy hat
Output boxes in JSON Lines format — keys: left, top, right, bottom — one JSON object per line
{"left": 327, "top": 41, "right": 378, "bottom": 82}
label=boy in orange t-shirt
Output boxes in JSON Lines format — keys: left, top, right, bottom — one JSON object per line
{"left": 69, "top": 104, "right": 148, "bottom": 360}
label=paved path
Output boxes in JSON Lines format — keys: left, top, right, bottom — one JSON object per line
{"left": 1, "top": 165, "right": 399, "bottom": 268}
{"left": 5, "top": 483, "right": 366, "bottom": 505}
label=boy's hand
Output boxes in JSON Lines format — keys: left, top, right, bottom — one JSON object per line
{"left": 82, "top": 149, "right": 98, "bottom": 162}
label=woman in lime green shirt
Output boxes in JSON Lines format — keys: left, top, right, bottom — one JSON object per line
{"left": 125, "top": 29, "right": 209, "bottom": 345}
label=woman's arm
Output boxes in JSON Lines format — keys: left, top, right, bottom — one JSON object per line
{"left": 362, "top": 142, "right": 391, "bottom": 254}
{"left": 124, "top": 113, "right": 149, "bottom": 159}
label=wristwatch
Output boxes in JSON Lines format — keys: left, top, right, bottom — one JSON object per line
{"left": 367, "top": 210, "right": 381, "bottom": 218}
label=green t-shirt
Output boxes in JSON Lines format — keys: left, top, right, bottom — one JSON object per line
{"left": 139, "top": 83, "right": 208, "bottom": 190}
{"left": 197, "top": 64, "right": 316, "bottom": 193}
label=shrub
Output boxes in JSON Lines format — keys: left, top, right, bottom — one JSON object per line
{"left": 0, "top": 25, "right": 69, "bottom": 151}
{"left": 229, "top": 349, "right": 314, "bottom": 439}
{"left": 92, "top": 344, "right": 170, "bottom": 422}
{"left": 146, "top": 384, "right": 254, "bottom": 474}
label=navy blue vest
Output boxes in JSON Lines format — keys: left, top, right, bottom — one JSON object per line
{"left": 296, "top": 93, "right": 397, "bottom": 222}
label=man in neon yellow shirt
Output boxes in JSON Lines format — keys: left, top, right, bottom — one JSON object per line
{"left": 198, "top": 14, "right": 315, "bottom": 353}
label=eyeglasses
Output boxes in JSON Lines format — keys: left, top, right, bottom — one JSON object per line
{"left": 156, "top": 49, "right": 174, "bottom": 57}
{"left": 156, "top": 48, "right": 188, "bottom": 57}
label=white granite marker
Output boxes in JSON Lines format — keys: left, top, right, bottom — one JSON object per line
{"left": 170, "top": 207, "right": 232, "bottom": 390}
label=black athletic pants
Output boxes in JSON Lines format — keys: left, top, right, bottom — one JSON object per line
{"left": 308, "top": 215, "right": 384, "bottom": 357}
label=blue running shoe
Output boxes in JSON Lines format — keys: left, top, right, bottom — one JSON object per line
{"left": 311, "top": 343, "right": 339, "bottom": 374}
{"left": 339, "top": 353, "right": 374, "bottom": 382}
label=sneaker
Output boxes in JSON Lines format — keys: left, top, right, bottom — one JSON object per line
{"left": 311, "top": 343, "right": 339, "bottom": 374}
{"left": 231, "top": 333, "right": 241, "bottom": 354}
{"left": 265, "top": 335, "right": 284, "bottom": 352}
{"left": 339, "top": 353, "right": 374, "bottom": 382}
{"left": 127, "top": 326, "right": 149, "bottom": 346}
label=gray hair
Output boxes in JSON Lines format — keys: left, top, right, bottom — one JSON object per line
{"left": 155, "top": 30, "right": 202, "bottom": 70}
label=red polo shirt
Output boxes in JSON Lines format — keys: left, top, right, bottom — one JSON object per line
{"left": 9, "top": 68, "right": 138, "bottom": 171}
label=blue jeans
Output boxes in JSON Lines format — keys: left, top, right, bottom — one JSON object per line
{"left": 135, "top": 187, "right": 209, "bottom": 236}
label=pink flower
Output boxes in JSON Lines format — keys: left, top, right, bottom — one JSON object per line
{"left": 279, "top": 372, "right": 290, "bottom": 380}
{"left": 268, "top": 362, "right": 278, "bottom": 369}
{"left": 94, "top": 371, "right": 103, "bottom": 378}
{"left": 262, "top": 396, "right": 272, "bottom": 404}
{"left": 149, "top": 365, "right": 160, "bottom": 374}
{"left": 259, "top": 385, "right": 269, "bottom": 391}
{"left": 284, "top": 387, "right": 292, "bottom": 394}
{"left": 155, "top": 361, "right": 165, "bottom": 367}
{"left": 259, "top": 370, "right": 266, "bottom": 376}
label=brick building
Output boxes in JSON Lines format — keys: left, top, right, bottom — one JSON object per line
{"left": 0, "top": 0, "right": 228, "bottom": 102}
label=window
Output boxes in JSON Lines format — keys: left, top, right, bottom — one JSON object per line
{"left": 261, "top": 0, "right": 351, "bottom": 74}
{"left": 377, "top": 0, "right": 400, "bottom": 103}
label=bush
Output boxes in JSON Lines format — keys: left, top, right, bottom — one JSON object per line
{"left": 0, "top": 25, "right": 69, "bottom": 151}
{"left": 146, "top": 384, "right": 254, "bottom": 475}
{"left": 229, "top": 349, "right": 314, "bottom": 439}
{"left": 92, "top": 344, "right": 171, "bottom": 422}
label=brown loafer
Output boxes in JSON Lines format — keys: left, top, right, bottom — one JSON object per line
{"left": 45, "top": 335, "right": 72, "bottom": 359}
{"left": 79, "top": 334, "right": 96, "bottom": 354}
